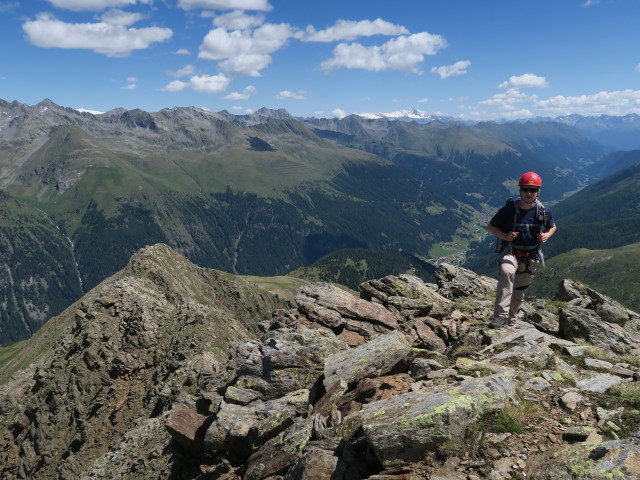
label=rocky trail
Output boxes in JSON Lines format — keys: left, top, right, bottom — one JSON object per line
{"left": 1, "top": 245, "right": 640, "bottom": 479}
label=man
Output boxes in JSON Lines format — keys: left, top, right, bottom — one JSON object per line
{"left": 487, "top": 172, "right": 557, "bottom": 328}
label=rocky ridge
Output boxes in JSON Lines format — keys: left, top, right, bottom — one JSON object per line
{"left": 2, "top": 246, "right": 640, "bottom": 479}
{"left": 0, "top": 244, "right": 288, "bottom": 479}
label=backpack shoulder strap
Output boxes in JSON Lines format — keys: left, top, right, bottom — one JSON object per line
{"left": 511, "top": 197, "right": 520, "bottom": 231}
{"left": 535, "top": 200, "right": 551, "bottom": 229}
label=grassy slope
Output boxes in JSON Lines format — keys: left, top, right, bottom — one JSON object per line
{"left": 530, "top": 242, "right": 640, "bottom": 311}
{"left": 286, "top": 248, "right": 437, "bottom": 290}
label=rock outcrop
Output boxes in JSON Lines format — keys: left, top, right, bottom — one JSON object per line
{"left": 161, "top": 269, "right": 640, "bottom": 479}
{"left": 0, "top": 244, "right": 288, "bottom": 480}
{"left": 2, "top": 249, "right": 640, "bottom": 480}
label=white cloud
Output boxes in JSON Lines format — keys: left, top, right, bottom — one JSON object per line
{"left": 417, "top": 98, "right": 428, "bottom": 103}
{"left": 168, "top": 64, "right": 196, "bottom": 77}
{"left": 199, "top": 24, "right": 293, "bottom": 59}
{"left": 218, "top": 53, "right": 271, "bottom": 76}
{"left": 223, "top": 85, "right": 257, "bottom": 99}
{"left": 190, "top": 73, "right": 232, "bottom": 92}
{"left": 302, "top": 18, "right": 408, "bottom": 42}
{"left": 163, "top": 80, "right": 188, "bottom": 92}
{"left": 498, "top": 73, "right": 549, "bottom": 89}
{"left": 535, "top": 89, "right": 640, "bottom": 115}
{"left": 581, "top": 0, "right": 600, "bottom": 6}
{"left": 480, "top": 88, "right": 536, "bottom": 107}
{"left": 121, "top": 83, "right": 137, "bottom": 90}
{"left": 100, "top": 8, "right": 143, "bottom": 26}
{"left": 45, "top": 0, "right": 137, "bottom": 11}
{"left": 198, "top": 23, "right": 293, "bottom": 76}
{"left": 276, "top": 90, "right": 307, "bottom": 100}
{"left": 320, "top": 32, "right": 447, "bottom": 74}
{"left": 332, "top": 108, "right": 347, "bottom": 118}
{"left": 213, "top": 10, "right": 264, "bottom": 29}
{"left": 503, "top": 109, "right": 534, "bottom": 118}
{"left": 22, "top": 13, "right": 172, "bottom": 57}
{"left": 175, "top": 48, "right": 191, "bottom": 55}
{"left": 127, "top": 76, "right": 138, "bottom": 82}
{"left": 178, "top": 0, "right": 272, "bottom": 11}
{"left": 430, "top": 60, "right": 471, "bottom": 79}
{"left": 162, "top": 73, "right": 231, "bottom": 93}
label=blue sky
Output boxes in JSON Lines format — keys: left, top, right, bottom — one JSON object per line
{"left": 2, "top": 0, "right": 640, "bottom": 120}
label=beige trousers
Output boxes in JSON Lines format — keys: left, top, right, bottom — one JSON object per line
{"left": 493, "top": 253, "right": 539, "bottom": 325}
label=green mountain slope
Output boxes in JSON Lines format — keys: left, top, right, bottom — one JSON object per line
{"left": 542, "top": 161, "right": 640, "bottom": 259}
{"left": 309, "top": 116, "right": 597, "bottom": 206}
{"left": 286, "top": 248, "right": 437, "bottom": 290}
{"left": 529, "top": 242, "right": 640, "bottom": 311}
{"left": 0, "top": 192, "right": 83, "bottom": 344}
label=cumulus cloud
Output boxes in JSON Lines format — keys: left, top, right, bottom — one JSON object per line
{"left": 162, "top": 73, "right": 231, "bottom": 93}
{"left": 213, "top": 23, "right": 293, "bottom": 59}
{"left": 417, "top": 98, "right": 428, "bottom": 103}
{"left": 535, "top": 89, "right": 640, "bottom": 115}
{"left": 302, "top": 18, "right": 408, "bottom": 42}
{"left": 168, "top": 64, "right": 196, "bottom": 77}
{"left": 431, "top": 60, "right": 471, "bottom": 79}
{"left": 100, "top": 9, "right": 144, "bottom": 26}
{"left": 178, "top": 0, "right": 272, "bottom": 11}
{"left": 45, "top": 0, "right": 138, "bottom": 11}
{"left": 498, "top": 73, "right": 549, "bottom": 89}
{"left": 480, "top": 88, "right": 536, "bottom": 107}
{"left": 174, "top": 48, "right": 191, "bottom": 55}
{"left": 213, "top": 10, "right": 265, "bottom": 29}
{"left": 320, "top": 32, "right": 446, "bottom": 74}
{"left": 276, "top": 90, "right": 307, "bottom": 100}
{"left": 223, "top": 85, "right": 257, "bottom": 99}
{"left": 22, "top": 13, "right": 172, "bottom": 57}
{"left": 199, "top": 22, "right": 293, "bottom": 76}
{"left": 218, "top": 53, "right": 271, "bottom": 76}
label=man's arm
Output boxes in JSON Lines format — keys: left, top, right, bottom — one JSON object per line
{"left": 487, "top": 223, "right": 519, "bottom": 242}
{"left": 538, "top": 224, "right": 556, "bottom": 243}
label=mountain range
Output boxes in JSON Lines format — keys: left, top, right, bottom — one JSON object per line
{"left": 0, "top": 97, "right": 639, "bottom": 343}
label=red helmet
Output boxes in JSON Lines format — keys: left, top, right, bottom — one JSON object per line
{"left": 518, "top": 172, "right": 542, "bottom": 187}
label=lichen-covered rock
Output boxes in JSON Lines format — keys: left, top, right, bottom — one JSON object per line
{"left": 296, "top": 282, "right": 399, "bottom": 331}
{"left": 243, "top": 417, "right": 314, "bottom": 480}
{"left": 360, "top": 274, "right": 454, "bottom": 319}
{"left": 204, "top": 389, "right": 310, "bottom": 454}
{"left": 360, "top": 372, "right": 517, "bottom": 468}
{"left": 559, "top": 305, "right": 640, "bottom": 354}
{"left": 323, "top": 330, "right": 413, "bottom": 389}
{"left": 435, "top": 263, "right": 497, "bottom": 299}
{"left": 527, "top": 439, "right": 640, "bottom": 479}
{"left": 233, "top": 327, "right": 347, "bottom": 399}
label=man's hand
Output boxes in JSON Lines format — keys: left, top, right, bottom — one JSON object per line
{"left": 505, "top": 231, "right": 519, "bottom": 241}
